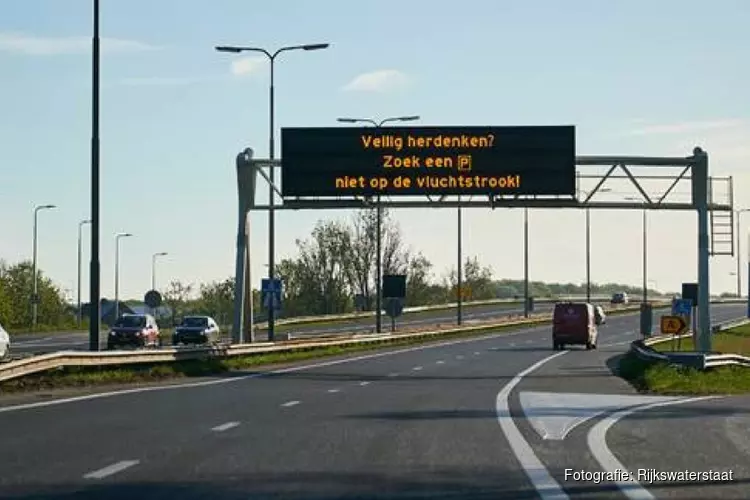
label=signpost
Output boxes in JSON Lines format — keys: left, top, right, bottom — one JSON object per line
{"left": 144, "top": 289, "right": 162, "bottom": 319}
{"left": 280, "top": 126, "right": 576, "bottom": 197}
{"left": 671, "top": 298, "right": 693, "bottom": 351}
{"left": 660, "top": 314, "right": 688, "bottom": 351}
{"left": 261, "top": 278, "right": 282, "bottom": 311}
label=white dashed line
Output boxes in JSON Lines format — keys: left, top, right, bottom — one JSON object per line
{"left": 211, "top": 421, "right": 240, "bottom": 432}
{"left": 327, "top": 388, "right": 341, "bottom": 393}
{"left": 359, "top": 381, "right": 370, "bottom": 386}
{"left": 387, "top": 373, "right": 399, "bottom": 377}
{"left": 412, "top": 366, "right": 423, "bottom": 371}
{"left": 436, "top": 360, "right": 445, "bottom": 364}
{"left": 281, "top": 400, "right": 300, "bottom": 407}
{"left": 510, "top": 342, "right": 517, "bottom": 347}
{"left": 83, "top": 460, "right": 140, "bottom": 479}
{"left": 456, "top": 355, "right": 464, "bottom": 360}
{"left": 474, "top": 351, "right": 481, "bottom": 355}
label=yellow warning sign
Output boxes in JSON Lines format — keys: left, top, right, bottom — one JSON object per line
{"left": 660, "top": 315, "right": 688, "bottom": 335}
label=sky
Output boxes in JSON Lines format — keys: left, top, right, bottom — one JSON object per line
{"left": 1, "top": 0, "right": 749, "bottom": 303}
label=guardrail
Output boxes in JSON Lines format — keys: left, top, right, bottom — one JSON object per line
{"left": 257, "top": 294, "right": 661, "bottom": 329}
{"left": 629, "top": 317, "right": 750, "bottom": 370}
{"left": 0, "top": 302, "right": 665, "bottom": 385}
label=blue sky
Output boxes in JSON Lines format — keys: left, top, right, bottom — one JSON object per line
{"left": 1, "top": 0, "right": 749, "bottom": 301}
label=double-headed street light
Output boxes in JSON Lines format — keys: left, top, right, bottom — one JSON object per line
{"left": 32, "top": 204, "right": 57, "bottom": 330}
{"left": 336, "top": 115, "right": 421, "bottom": 332}
{"left": 114, "top": 232, "right": 133, "bottom": 320}
{"left": 77, "top": 219, "right": 92, "bottom": 327}
{"left": 216, "top": 42, "right": 330, "bottom": 343}
{"left": 151, "top": 252, "right": 168, "bottom": 291}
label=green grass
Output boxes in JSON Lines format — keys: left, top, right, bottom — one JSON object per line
{"left": 653, "top": 324, "right": 750, "bottom": 356}
{"left": 619, "top": 323, "right": 750, "bottom": 395}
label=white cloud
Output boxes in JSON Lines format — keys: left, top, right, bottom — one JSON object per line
{"left": 230, "top": 56, "right": 266, "bottom": 77}
{"left": 0, "top": 31, "right": 158, "bottom": 55}
{"left": 625, "top": 119, "right": 746, "bottom": 136}
{"left": 342, "top": 69, "right": 410, "bottom": 92}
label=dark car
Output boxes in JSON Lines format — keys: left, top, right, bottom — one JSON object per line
{"left": 172, "top": 316, "right": 221, "bottom": 346}
{"left": 610, "top": 292, "right": 629, "bottom": 305}
{"left": 107, "top": 314, "right": 161, "bottom": 349}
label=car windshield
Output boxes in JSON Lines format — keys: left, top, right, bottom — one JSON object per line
{"left": 115, "top": 316, "right": 146, "bottom": 328}
{"left": 181, "top": 317, "right": 208, "bottom": 327}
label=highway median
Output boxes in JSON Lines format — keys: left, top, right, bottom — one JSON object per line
{"left": 0, "top": 302, "right": 666, "bottom": 394}
{"left": 619, "top": 320, "right": 750, "bottom": 395}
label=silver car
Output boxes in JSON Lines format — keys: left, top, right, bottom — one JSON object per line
{"left": 172, "top": 316, "right": 221, "bottom": 345}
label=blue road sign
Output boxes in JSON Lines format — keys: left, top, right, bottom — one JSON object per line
{"left": 672, "top": 298, "right": 692, "bottom": 317}
{"left": 261, "top": 278, "right": 282, "bottom": 311}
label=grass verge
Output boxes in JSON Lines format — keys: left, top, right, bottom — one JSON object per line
{"left": 619, "top": 323, "right": 750, "bottom": 395}
{"left": 0, "top": 304, "right": 660, "bottom": 394}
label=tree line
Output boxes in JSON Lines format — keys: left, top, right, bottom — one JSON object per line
{"left": 0, "top": 207, "right": 655, "bottom": 331}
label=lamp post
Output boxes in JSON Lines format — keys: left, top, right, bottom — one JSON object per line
{"left": 151, "top": 252, "right": 168, "bottom": 291}
{"left": 89, "top": 0, "right": 102, "bottom": 351}
{"left": 114, "top": 233, "right": 133, "bottom": 320}
{"left": 77, "top": 219, "right": 92, "bottom": 327}
{"left": 626, "top": 198, "right": 648, "bottom": 302}
{"left": 736, "top": 209, "right": 749, "bottom": 297}
{"left": 578, "top": 187, "right": 610, "bottom": 302}
{"left": 216, "top": 43, "right": 329, "bottom": 343}
{"left": 32, "top": 204, "right": 57, "bottom": 330}
{"left": 336, "top": 115, "right": 421, "bottom": 332}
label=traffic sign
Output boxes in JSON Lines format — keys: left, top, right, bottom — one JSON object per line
{"left": 144, "top": 290, "right": 162, "bottom": 309}
{"left": 672, "top": 298, "right": 692, "bottom": 317}
{"left": 261, "top": 278, "right": 282, "bottom": 311}
{"left": 660, "top": 315, "right": 688, "bottom": 335}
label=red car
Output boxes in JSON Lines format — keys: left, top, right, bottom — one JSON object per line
{"left": 107, "top": 314, "right": 161, "bottom": 349}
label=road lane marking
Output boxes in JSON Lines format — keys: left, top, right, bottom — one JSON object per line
{"left": 211, "top": 421, "right": 240, "bottom": 432}
{"left": 281, "top": 400, "right": 300, "bottom": 407}
{"left": 474, "top": 351, "right": 481, "bottom": 355}
{"left": 3, "top": 307, "right": 738, "bottom": 415}
{"left": 359, "top": 381, "right": 370, "bottom": 386}
{"left": 587, "top": 396, "right": 718, "bottom": 499}
{"left": 83, "top": 460, "right": 139, "bottom": 479}
{"left": 509, "top": 342, "right": 517, "bottom": 347}
{"left": 412, "top": 366, "right": 423, "bottom": 371}
{"left": 387, "top": 372, "right": 399, "bottom": 377}
{"left": 525, "top": 339, "right": 533, "bottom": 344}
{"left": 456, "top": 355, "right": 464, "bottom": 359}
{"left": 436, "top": 360, "right": 445, "bottom": 364}
{"left": 327, "top": 388, "right": 341, "bottom": 393}
{"left": 496, "top": 351, "right": 570, "bottom": 499}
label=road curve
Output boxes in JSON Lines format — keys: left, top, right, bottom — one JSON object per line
{"left": 0, "top": 303, "right": 744, "bottom": 499}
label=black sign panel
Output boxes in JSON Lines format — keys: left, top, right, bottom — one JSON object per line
{"left": 281, "top": 126, "right": 575, "bottom": 197}
{"left": 681, "top": 283, "right": 698, "bottom": 304}
{"left": 382, "top": 274, "right": 407, "bottom": 298}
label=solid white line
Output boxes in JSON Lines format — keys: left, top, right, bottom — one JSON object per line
{"left": 83, "top": 460, "right": 140, "bottom": 479}
{"left": 412, "top": 366, "right": 423, "bottom": 371}
{"left": 211, "top": 421, "right": 240, "bottom": 432}
{"left": 327, "top": 388, "right": 340, "bottom": 393}
{"left": 496, "top": 351, "right": 570, "bottom": 499}
{"left": 359, "top": 381, "right": 370, "bottom": 386}
{"left": 281, "top": 400, "right": 300, "bottom": 407}
{"left": 587, "top": 396, "right": 718, "bottom": 499}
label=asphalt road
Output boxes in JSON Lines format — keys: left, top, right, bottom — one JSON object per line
{"left": 0, "top": 304, "right": 745, "bottom": 499}
{"left": 10, "top": 301, "right": 556, "bottom": 356}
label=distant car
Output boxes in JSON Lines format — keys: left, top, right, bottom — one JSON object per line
{"left": 0, "top": 322, "right": 10, "bottom": 361}
{"left": 172, "top": 316, "right": 221, "bottom": 346}
{"left": 594, "top": 305, "right": 606, "bottom": 325}
{"left": 610, "top": 292, "right": 629, "bottom": 305}
{"left": 107, "top": 314, "right": 161, "bottom": 349}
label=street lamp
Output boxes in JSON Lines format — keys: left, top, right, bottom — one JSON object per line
{"left": 114, "top": 232, "right": 133, "bottom": 320}
{"left": 151, "top": 252, "right": 168, "bottom": 291}
{"left": 578, "top": 187, "right": 611, "bottom": 302}
{"left": 77, "top": 219, "right": 92, "bottom": 327}
{"left": 336, "top": 115, "right": 421, "bottom": 331}
{"left": 736, "top": 209, "right": 749, "bottom": 297}
{"left": 216, "top": 42, "right": 330, "bottom": 343}
{"left": 625, "top": 197, "right": 648, "bottom": 302}
{"left": 32, "top": 204, "right": 57, "bottom": 330}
